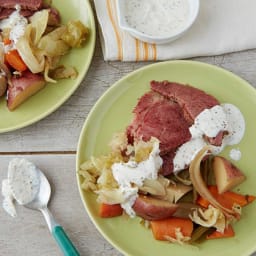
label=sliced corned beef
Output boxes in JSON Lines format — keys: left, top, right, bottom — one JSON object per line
{"left": 0, "top": 8, "right": 33, "bottom": 19}
{"left": 0, "top": 0, "right": 43, "bottom": 10}
{"left": 127, "top": 91, "right": 191, "bottom": 154}
{"left": 150, "top": 80, "right": 219, "bottom": 125}
{"left": 127, "top": 81, "right": 223, "bottom": 175}
{"left": 160, "top": 150, "right": 176, "bottom": 176}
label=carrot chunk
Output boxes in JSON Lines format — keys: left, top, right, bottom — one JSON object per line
{"left": 3, "top": 38, "right": 12, "bottom": 45}
{"left": 150, "top": 217, "right": 193, "bottom": 241}
{"left": 5, "top": 50, "right": 28, "bottom": 72}
{"left": 196, "top": 196, "right": 210, "bottom": 209}
{"left": 99, "top": 203, "right": 123, "bottom": 218}
{"left": 206, "top": 225, "right": 235, "bottom": 239}
{"left": 196, "top": 185, "right": 256, "bottom": 209}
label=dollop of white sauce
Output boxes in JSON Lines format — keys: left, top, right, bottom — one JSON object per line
{"left": 112, "top": 142, "right": 162, "bottom": 216}
{"left": 1, "top": 158, "right": 40, "bottom": 217}
{"left": 173, "top": 103, "right": 245, "bottom": 172}
{"left": 124, "top": 0, "right": 190, "bottom": 37}
{"left": 190, "top": 105, "right": 228, "bottom": 138}
{"left": 229, "top": 148, "right": 242, "bottom": 161}
{"left": 0, "top": 5, "right": 28, "bottom": 45}
{"left": 2, "top": 179, "right": 17, "bottom": 217}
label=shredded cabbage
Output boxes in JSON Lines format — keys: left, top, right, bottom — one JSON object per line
{"left": 189, "top": 205, "right": 226, "bottom": 233}
{"left": 79, "top": 136, "right": 162, "bottom": 205}
{"left": 29, "top": 9, "right": 49, "bottom": 45}
{"left": 61, "top": 20, "right": 89, "bottom": 48}
{"left": 164, "top": 228, "right": 191, "bottom": 245}
{"left": 139, "top": 176, "right": 169, "bottom": 196}
{"left": 15, "top": 9, "right": 89, "bottom": 82}
{"left": 50, "top": 66, "right": 78, "bottom": 80}
{"left": 16, "top": 25, "right": 45, "bottom": 73}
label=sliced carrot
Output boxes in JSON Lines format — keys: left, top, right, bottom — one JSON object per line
{"left": 99, "top": 203, "right": 123, "bottom": 218}
{"left": 3, "top": 38, "right": 12, "bottom": 45}
{"left": 5, "top": 50, "right": 27, "bottom": 72}
{"left": 196, "top": 196, "right": 210, "bottom": 209}
{"left": 150, "top": 217, "right": 193, "bottom": 241}
{"left": 196, "top": 185, "right": 256, "bottom": 209}
{"left": 206, "top": 225, "right": 235, "bottom": 239}
{"left": 246, "top": 195, "right": 256, "bottom": 204}
{"left": 221, "top": 190, "right": 256, "bottom": 207}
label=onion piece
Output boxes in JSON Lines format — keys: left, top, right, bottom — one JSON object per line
{"left": 189, "top": 146, "right": 237, "bottom": 218}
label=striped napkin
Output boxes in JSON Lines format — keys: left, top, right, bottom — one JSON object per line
{"left": 94, "top": 0, "right": 256, "bottom": 61}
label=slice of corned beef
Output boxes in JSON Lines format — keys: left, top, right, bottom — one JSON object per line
{"left": 127, "top": 81, "right": 225, "bottom": 175}
{"left": 127, "top": 91, "right": 191, "bottom": 154}
{"left": 151, "top": 80, "right": 224, "bottom": 146}
{"left": 160, "top": 150, "right": 176, "bottom": 176}
{"left": 151, "top": 80, "right": 219, "bottom": 125}
{"left": 0, "top": 8, "right": 33, "bottom": 19}
{"left": 0, "top": 0, "right": 43, "bottom": 10}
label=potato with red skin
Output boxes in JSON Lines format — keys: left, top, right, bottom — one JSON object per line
{"left": 132, "top": 194, "right": 178, "bottom": 220}
{"left": 213, "top": 156, "right": 246, "bottom": 194}
{"left": 7, "top": 71, "right": 45, "bottom": 111}
{"left": 0, "top": 75, "right": 7, "bottom": 97}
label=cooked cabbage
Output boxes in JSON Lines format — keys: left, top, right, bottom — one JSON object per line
{"left": 16, "top": 9, "right": 89, "bottom": 82}
{"left": 189, "top": 205, "right": 226, "bottom": 233}
{"left": 95, "top": 188, "right": 125, "bottom": 204}
{"left": 16, "top": 25, "right": 45, "bottom": 73}
{"left": 38, "top": 26, "right": 70, "bottom": 57}
{"left": 61, "top": 20, "right": 89, "bottom": 48}
{"left": 50, "top": 66, "right": 78, "bottom": 80}
{"left": 139, "top": 176, "right": 169, "bottom": 196}
{"left": 29, "top": 9, "right": 49, "bottom": 45}
{"left": 164, "top": 228, "right": 191, "bottom": 245}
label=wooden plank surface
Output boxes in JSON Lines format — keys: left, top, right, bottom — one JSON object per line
{"left": 1, "top": 1, "right": 256, "bottom": 256}
{"left": 1, "top": 40, "right": 256, "bottom": 152}
{"left": 0, "top": 155, "right": 122, "bottom": 256}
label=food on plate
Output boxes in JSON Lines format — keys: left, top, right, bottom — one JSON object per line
{"left": 213, "top": 156, "right": 246, "bottom": 194}
{"left": 99, "top": 203, "right": 123, "bottom": 218}
{"left": 79, "top": 81, "right": 255, "bottom": 245}
{"left": 0, "top": 1, "right": 89, "bottom": 110}
{"left": 7, "top": 70, "right": 45, "bottom": 110}
{"left": 150, "top": 217, "right": 193, "bottom": 242}
{"left": 132, "top": 194, "right": 178, "bottom": 220}
{"left": 0, "top": 73, "right": 7, "bottom": 96}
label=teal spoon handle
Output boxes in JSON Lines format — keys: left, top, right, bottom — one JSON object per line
{"left": 52, "top": 226, "right": 80, "bottom": 256}
{"left": 41, "top": 207, "right": 80, "bottom": 256}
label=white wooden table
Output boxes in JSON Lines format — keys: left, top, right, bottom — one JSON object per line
{"left": 1, "top": 7, "right": 256, "bottom": 256}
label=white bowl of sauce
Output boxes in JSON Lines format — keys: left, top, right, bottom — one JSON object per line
{"left": 116, "top": 0, "right": 200, "bottom": 44}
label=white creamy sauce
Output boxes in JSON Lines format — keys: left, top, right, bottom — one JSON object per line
{"left": 229, "top": 148, "right": 242, "bottom": 161}
{"left": 173, "top": 103, "right": 245, "bottom": 172}
{"left": 0, "top": 5, "right": 28, "bottom": 45}
{"left": 1, "top": 158, "right": 40, "bottom": 217}
{"left": 124, "top": 0, "right": 190, "bottom": 37}
{"left": 190, "top": 105, "right": 228, "bottom": 138}
{"left": 2, "top": 179, "right": 17, "bottom": 217}
{"left": 221, "top": 104, "right": 245, "bottom": 145}
{"left": 112, "top": 142, "right": 162, "bottom": 216}
{"left": 173, "top": 138, "right": 207, "bottom": 172}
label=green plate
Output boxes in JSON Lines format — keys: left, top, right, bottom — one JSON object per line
{"left": 0, "top": 0, "right": 96, "bottom": 133}
{"left": 76, "top": 60, "right": 256, "bottom": 256}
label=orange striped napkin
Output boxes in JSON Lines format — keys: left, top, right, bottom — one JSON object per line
{"left": 94, "top": 0, "right": 256, "bottom": 61}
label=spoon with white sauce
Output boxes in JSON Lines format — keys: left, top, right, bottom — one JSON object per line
{"left": 3, "top": 158, "right": 80, "bottom": 256}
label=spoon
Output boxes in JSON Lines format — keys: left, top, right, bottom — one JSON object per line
{"left": 24, "top": 167, "right": 80, "bottom": 256}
